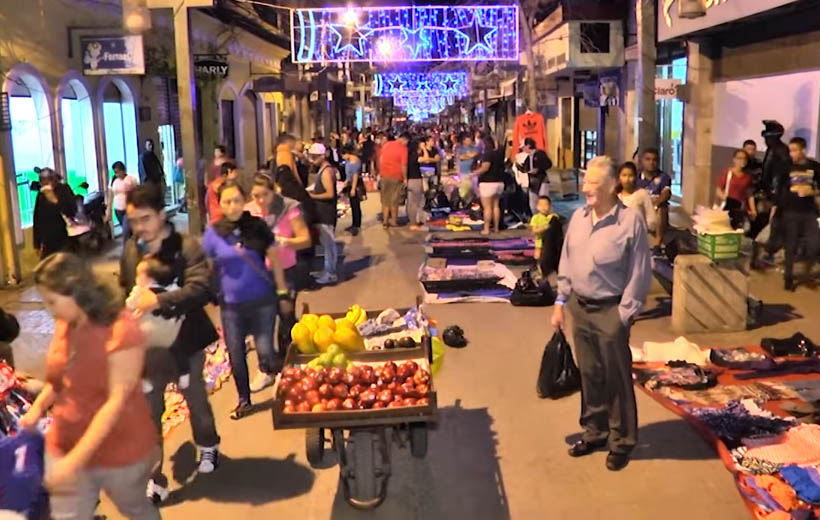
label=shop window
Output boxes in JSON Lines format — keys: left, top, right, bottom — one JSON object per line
{"left": 8, "top": 76, "right": 54, "bottom": 229}
{"left": 581, "top": 131, "right": 597, "bottom": 168}
{"left": 159, "top": 124, "right": 183, "bottom": 206}
{"left": 656, "top": 56, "right": 687, "bottom": 196}
{"left": 102, "top": 82, "right": 138, "bottom": 182}
{"left": 221, "top": 99, "right": 236, "bottom": 158}
{"left": 60, "top": 81, "right": 98, "bottom": 196}
{"left": 580, "top": 23, "right": 610, "bottom": 54}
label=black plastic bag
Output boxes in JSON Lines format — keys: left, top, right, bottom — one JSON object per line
{"left": 536, "top": 331, "right": 581, "bottom": 399}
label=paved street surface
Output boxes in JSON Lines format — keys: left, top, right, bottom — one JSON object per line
{"left": 7, "top": 198, "right": 820, "bottom": 520}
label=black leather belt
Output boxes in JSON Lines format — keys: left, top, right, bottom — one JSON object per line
{"left": 575, "top": 294, "right": 622, "bottom": 308}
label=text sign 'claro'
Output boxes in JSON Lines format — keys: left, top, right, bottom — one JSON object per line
{"left": 655, "top": 78, "right": 682, "bottom": 99}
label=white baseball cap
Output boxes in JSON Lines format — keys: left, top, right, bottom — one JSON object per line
{"left": 308, "top": 143, "right": 327, "bottom": 155}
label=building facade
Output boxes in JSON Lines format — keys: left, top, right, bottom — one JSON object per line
{"left": 0, "top": 0, "right": 290, "bottom": 281}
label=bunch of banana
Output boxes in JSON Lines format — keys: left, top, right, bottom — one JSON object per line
{"left": 344, "top": 304, "right": 367, "bottom": 326}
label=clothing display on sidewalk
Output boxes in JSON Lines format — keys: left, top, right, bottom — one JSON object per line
{"left": 689, "top": 400, "right": 795, "bottom": 441}
{"left": 736, "top": 358, "right": 820, "bottom": 380}
{"left": 780, "top": 465, "right": 820, "bottom": 504}
{"left": 631, "top": 337, "right": 711, "bottom": 365}
{"left": 742, "top": 424, "right": 820, "bottom": 466}
{"left": 658, "top": 382, "right": 799, "bottom": 406}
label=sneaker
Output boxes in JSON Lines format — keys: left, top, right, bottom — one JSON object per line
{"left": 146, "top": 479, "right": 169, "bottom": 505}
{"left": 198, "top": 445, "right": 220, "bottom": 474}
{"left": 350, "top": 227, "right": 360, "bottom": 236}
{"left": 250, "top": 371, "right": 275, "bottom": 393}
{"left": 315, "top": 273, "right": 338, "bottom": 285}
{"left": 230, "top": 401, "right": 253, "bottom": 420}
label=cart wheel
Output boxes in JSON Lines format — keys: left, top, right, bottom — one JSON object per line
{"left": 409, "top": 423, "right": 428, "bottom": 458}
{"left": 348, "top": 430, "right": 379, "bottom": 506}
{"left": 306, "top": 428, "right": 325, "bottom": 467}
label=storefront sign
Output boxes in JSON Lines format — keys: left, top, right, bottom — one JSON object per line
{"left": 659, "top": 0, "right": 799, "bottom": 42}
{"left": 655, "top": 78, "right": 683, "bottom": 99}
{"left": 194, "top": 54, "right": 228, "bottom": 78}
{"left": 81, "top": 35, "right": 145, "bottom": 75}
{"left": 253, "top": 76, "right": 283, "bottom": 92}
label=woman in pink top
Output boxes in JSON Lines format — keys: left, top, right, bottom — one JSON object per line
{"left": 244, "top": 171, "right": 311, "bottom": 286}
{"left": 245, "top": 171, "right": 310, "bottom": 357}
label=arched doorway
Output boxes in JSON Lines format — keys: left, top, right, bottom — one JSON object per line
{"left": 5, "top": 66, "right": 54, "bottom": 230}
{"left": 58, "top": 77, "right": 98, "bottom": 194}
{"left": 100, "top": 79, "right": 138, "bottom": 182}
{"left": 240, "top": 89, "right": 261, "bottom": 171}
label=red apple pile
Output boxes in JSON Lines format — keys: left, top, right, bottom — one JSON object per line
{"left": 279, "top": 361, "right": 432, "bottom": 413}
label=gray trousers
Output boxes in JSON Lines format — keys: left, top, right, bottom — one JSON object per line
{"left": 528, "top": 183, "right": 550, "bottom": 215}
{"left": 568, "top": 296, "right": 637, "bottom": 454}
{"left": 144, "top": 349, "right": 219, "bottom": 486}
{"left": 406, "top": 178, "right": 426, "bottom": 225}
{"left": 47, "top": 449, "right": 160, "bottom": 520}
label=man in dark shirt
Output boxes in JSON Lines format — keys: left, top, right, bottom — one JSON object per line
{"left": 140, "top": 139, "right": 166, "bottom": 188}
{"left": 637, "top": 148, "right": 672, "bottom": 255}
{"left": 779, "top": 137, "right": 820, "bottom": 291}
{"left": 521, "top": 138, "right": 553, "bottom": 215}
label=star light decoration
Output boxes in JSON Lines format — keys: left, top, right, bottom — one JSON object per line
{"left": 291, "top": 5, "right": 519, "bottom": 63}
{"left": 373, "top": 72, "right": 469, "bottom": 98}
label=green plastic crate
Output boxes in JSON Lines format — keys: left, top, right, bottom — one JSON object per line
{"left": 697, "top": 232, "right": 742, "bottom": 260}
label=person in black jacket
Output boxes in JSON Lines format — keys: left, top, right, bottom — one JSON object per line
{"left": 32, "top": 168, "right": 78, "bottom": 259}
{"left": 752, "top": 121, "right": 792, "bottom": 268}
{"left": 120, "top": 184, "right": 220, "bottom": 505}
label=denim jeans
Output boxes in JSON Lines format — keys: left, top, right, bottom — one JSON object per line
{"left": 143, "top": 349, "right": 219, "bottom": 486}
{"left": 48, "top": 449, "right": 160, "bottom": 520}
{"left": 316, "top": 223, "right": 338, "bottom": 276}
{"left": 220, "top": 299, "right": 277, "bottom": 404}
{"left": 115, "top": 208, "right": 130, "bottom": 240}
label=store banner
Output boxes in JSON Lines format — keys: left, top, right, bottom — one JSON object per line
{"left": 81, "top": 35, "right": 145, "bottom": 75}
{"left": 659, "top": 0, "right": 799, "bottom": 42}
{"left": 655, "top": 78, "right": 683, "bottom": 99}
{"left": 600, "top": 76, "right": 620, "bottom": 107}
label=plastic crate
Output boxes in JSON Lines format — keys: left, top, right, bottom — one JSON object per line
{"left": 697, "top": 232, "right": 742, "bottom": 260}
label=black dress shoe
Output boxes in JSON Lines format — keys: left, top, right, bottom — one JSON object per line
{"left": 568, "top": 440, "right": 607, "bottom": 457}
{"left": 606, "top": 452, "right": 630, "bottom": 471}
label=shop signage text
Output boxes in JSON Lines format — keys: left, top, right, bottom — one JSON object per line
{"left": 81, "top": 35, "right": 145, "bottom": 75}
{"left": 655, "top": 78, "right": 683, "bottom": 99}
{"left": 194, "top": 54, "right": 228, "bottom": 79}
{"left": 659, "top": 0, "right": 799, "bottom": 42}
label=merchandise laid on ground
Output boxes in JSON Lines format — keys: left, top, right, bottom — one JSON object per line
{"left": 426, "top": 233, "right": 535, "bottom": 265}
{"left": 632, "top": 334, "right": 820, "bottom": 519}
{"left": 418, "top": 257, "right": 518, "bottom": 304}
{"left": 277, "top": 303, "right": 441, "bottom": 509}
{"left": 426, "top": 208, "right": 485, "bottom": 232}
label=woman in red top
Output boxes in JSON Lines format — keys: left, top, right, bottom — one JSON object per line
{"left": 20, "top": 253, "right": 159, "bottom": 520}
{"left": 715, "top": 149, "right": 757, "bottom": 229}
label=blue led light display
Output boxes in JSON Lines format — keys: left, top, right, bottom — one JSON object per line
{"left": 373, "top": 72, "right": 469, "bottom": 98}
{"left": 291, "top": 5, "right": 519, "bottom": 63}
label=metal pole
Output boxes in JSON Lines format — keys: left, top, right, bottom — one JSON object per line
{"left": 173, "top": 5, "right": 203, "bottom": 234}
{"left": 597, "top": 106, "right": 607, "bottom": 156}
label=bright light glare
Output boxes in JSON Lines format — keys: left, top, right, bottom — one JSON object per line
{"left": 376, "top": 38, "right": 393, "bottom": 56}
{"left": 342, "top": 8, "right": 359, "bottom": 26}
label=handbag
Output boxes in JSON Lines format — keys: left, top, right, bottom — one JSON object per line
{"left": 536, "top": 330, "right": 581, "bottom": 399}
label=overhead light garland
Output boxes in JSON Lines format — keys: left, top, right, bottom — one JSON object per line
{"left": 373, "top": 71, "right": 469, "bottom": 97}
{"left": 291, "top": 5, "right": 519, "bottom": 63}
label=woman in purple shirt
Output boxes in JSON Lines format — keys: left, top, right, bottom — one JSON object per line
{"left": 203, "top": 181, "right": 292, "bottom": 420}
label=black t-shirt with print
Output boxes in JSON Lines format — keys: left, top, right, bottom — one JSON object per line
{"left": 478, "top": 149, "right": 505, "bottom": 184}
{"left": 783, "top": 159, "right": 820, "bottom": 214}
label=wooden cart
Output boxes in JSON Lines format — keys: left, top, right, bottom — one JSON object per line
{"left": 271, "top": 306, "right": 438, "bottom": 509}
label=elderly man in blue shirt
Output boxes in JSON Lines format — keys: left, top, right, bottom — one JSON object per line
{"left": 551, "top": 155, "right": 652, "bottom": 471}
